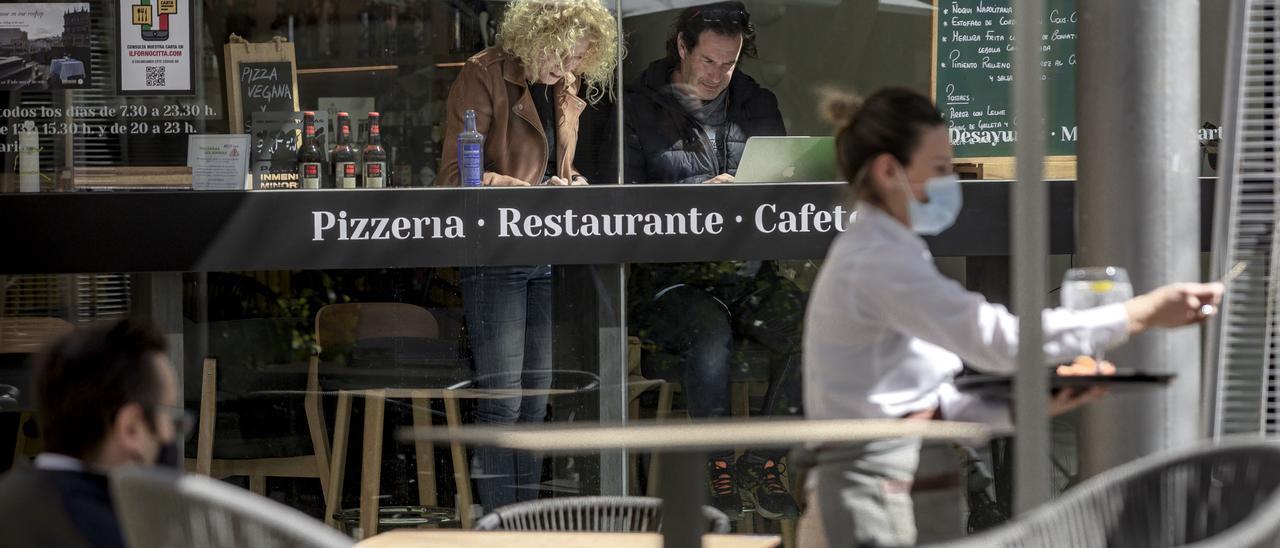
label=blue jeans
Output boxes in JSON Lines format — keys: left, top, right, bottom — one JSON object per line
{"left": 642, "top": 285, "right": 734, "bottom": 420}
{"left": 462, "top": 265, "right": 553, "bottom": 511}
{"left": 635, "top": 282, "right": 805, "bottom": 461}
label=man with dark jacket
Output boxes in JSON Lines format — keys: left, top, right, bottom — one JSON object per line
{"left": 621, "top": 3, "right": 784, "bottom": 185}
{"left": 621, "top": 2, "right": 804, "bottom": 522}
{"left": 0, "top": 319, "right": 184, "bottom": 548}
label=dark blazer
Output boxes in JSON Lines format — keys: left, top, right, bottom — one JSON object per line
{"left": 0, "top": 464, "right": 124, "bottom": 548}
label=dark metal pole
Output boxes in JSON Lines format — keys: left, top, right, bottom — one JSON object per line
{"left": 1012, "top": 0, "right": 1050, "bottom": 514}
{"left": 595, "top": 0, "right": 630, "bottom": 497}
{"left": 1077, "top": 0, "right": 1202, "bottom": 476}
{"left": 595, "top": 264, "right": 627, "bottom": 496}
{"left": 659, "top": 450, "right": 706, "bottom": 548}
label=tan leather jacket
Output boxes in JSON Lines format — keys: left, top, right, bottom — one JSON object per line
{"left": 438, "top": 48, "right": 587, "bottom": 186}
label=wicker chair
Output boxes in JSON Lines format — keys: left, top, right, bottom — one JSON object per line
{"left": 110, "top": 467, "right": 353, "bottom": 548}
{"left": 474, "top": 496, "right": 732, "bottom": 534}
{"left": 929, "top": 440, "right": 1280, "bottom": 548}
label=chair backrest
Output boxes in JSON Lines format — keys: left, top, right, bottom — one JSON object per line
{"left": 931, "top": 440, "right": 1280, "bottom": 548}
{"left": 311, "top": 302, "right": 468, "bottom": 391}
{"left": 314, "top": 303, "right": 440, "bottom": 352}
{"left": 473, "top": 496, "right": 731, "bottom": 534}
{"left": 110, "top": 467, "right": 353, "bottom": 548}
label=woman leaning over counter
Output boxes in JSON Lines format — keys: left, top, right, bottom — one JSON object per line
{"left": 438, "top": 0, "right": 618, "bottom": 512}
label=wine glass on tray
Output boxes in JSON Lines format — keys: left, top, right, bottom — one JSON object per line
{"left": 1060, "top": 266, "right": 1133, "bottom": 374}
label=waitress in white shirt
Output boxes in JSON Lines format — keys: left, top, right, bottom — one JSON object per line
{"left": 798, "top": 87, "right": 1223, "bottom": 548}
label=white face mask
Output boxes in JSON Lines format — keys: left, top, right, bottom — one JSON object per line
{"left": 895, "top": 169, "right": 963, "bottom": 236}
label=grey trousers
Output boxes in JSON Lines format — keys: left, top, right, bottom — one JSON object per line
{"left": 797, "top": 439, "right": 964, "bottom": 547}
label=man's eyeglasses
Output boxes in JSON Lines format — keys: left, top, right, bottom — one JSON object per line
{"left": 148, "top": 404, "right": 196, "bottom": 440}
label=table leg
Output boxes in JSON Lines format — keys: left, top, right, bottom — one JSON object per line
{"left": 659, "top": 449, "right": 706, "bottom": 548}
{"left": 360, "top": 390, "right": 386, "bottom": 538}
{"left": 411, "top": 394, "right": 438, "bottom": 508}
{"left": 326, "top": 392, "right": 352, "bottom": 528}
{"left": 444, "top": 392, "right": 473, "bottom": 528}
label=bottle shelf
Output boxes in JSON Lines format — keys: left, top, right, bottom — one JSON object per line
{"left": 297, "top": 65, "right": 400, "bottom": 76}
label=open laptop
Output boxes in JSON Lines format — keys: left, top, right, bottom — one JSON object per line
{"left": 734, "top": 136, "right": 840, "bottom": 183}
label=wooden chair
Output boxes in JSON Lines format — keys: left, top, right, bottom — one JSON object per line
{"left": 188, "top": 319, "right": 331, "bottom": 501}
{"left": 626, "top": 336, "right": 669, "bottom": 496}
{"left": 323, "top": 308, "right": 668, "bottom": 538}
{"left": 1, "top": 317, "right": 75, "bottom": 463}
{"left": 314, "top": 303, "right": 474, "bottom": 538}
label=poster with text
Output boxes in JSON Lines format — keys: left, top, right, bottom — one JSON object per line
{"left": 117, "top": 0, "right": 193, "bottom": 95}
{"left": 0, "top": 3, "right": 92, "bottom": 90}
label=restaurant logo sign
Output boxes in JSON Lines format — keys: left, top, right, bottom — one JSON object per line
{"left": 308, "top": 200, "right": 858, "bottom": 246}
{"left": 312, "top": 211, "right": 465, "bottom": 241}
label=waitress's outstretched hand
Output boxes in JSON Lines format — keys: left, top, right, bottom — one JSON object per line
{"left": 1123, "top": 282, "right": 1225, "bottom": 334}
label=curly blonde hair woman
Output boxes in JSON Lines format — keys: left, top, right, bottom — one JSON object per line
{"left": 436, "top": 0, "right": 620, "bottom": 513}
{"left": 497, "top": 0, "right": 620, "bottom": 104}
{"left": 439, "top": 0, "right": 618, "bottom": 188}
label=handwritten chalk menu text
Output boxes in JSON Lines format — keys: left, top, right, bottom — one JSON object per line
{"left": 934, "top": 0, "right": 1077, "bottom": 158}
{"left": 250, "top": 111, "right": 329, "bottom": 189}
{"left": 237, "top": 62, "right": 295, "bottom": 133}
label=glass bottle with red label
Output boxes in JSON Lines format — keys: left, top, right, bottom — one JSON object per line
{"left": 362, "top": 111, "right": 387, "bottom": 188}
{"left": 297, "top": 111, "right": 324, "bottom": 189}
{"left": 331, "top": 112, "right": 358, "bottom": 189}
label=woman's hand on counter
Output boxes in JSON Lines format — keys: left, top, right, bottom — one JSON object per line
{"left": 482, "top": 172, "right": 532, "bottom": 187}
{"left": 1123, "top": 282, "right": 1225, "bottom": 335}
{"left": 541, "top": 176, "right": 588, "bottom": 186}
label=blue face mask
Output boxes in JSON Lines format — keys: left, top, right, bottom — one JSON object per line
{"left": 898, "top": 172, "right": 963, "bottom": 235}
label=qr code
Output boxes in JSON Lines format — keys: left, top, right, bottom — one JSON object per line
{"left": 145, "top": 66, "right": 165, "bottom": 87}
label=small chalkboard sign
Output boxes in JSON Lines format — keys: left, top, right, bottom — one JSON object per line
{"left": 223, "top": 36, "right": 299, "bottom": 135}
{"left": 249, "top": 111, "right": 330, "bottom": 190}
{"left": 931, "top": 0, "right": 1078, "bottom": 178}
{"left": 238, "top": 62, "right": 295, "bottom": 133}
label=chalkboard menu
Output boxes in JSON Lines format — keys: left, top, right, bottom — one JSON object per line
{"left": 237, "top": 62, "right": 296, "bottom": 133}
{"left": 933, "top": 0, "right": 1078, "bottom": 159}
{"left": 222, "top": 38, "right": 299, "bottom": 136}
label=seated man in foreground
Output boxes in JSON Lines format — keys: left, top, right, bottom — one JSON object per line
{"left": 0, "top": 319, "right": 183, "bottom": 548}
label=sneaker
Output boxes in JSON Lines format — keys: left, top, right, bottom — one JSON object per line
{"left": 737, "top": 453, "right": 800, "bottom": 520}
{"left": 707, "top": 457, "right": 743, "bottom": 519}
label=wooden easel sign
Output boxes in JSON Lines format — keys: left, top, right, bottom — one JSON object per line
{"left": 223, "top": 35, "right": 300, "bottom": 134}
